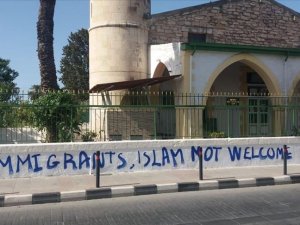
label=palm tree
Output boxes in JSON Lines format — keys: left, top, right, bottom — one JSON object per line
{"left": 37, "top": 0, "right": 59, "bottom": 90}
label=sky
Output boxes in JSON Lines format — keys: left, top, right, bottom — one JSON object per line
{"left": 0, "top": 0, "right": 299, "bottom": 90}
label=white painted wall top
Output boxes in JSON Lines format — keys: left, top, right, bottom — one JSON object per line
{"left": 150, "top": 43, "right": 182, "bottom": 77}
{"left": 0, "top": 137, "right": 299, "bottom": 179}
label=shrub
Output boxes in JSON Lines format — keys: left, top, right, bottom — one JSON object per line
{"left": 208, "top": 131, "right": 225, "bottom": 138}
{"left": 81, "top": 130, "right": 97, "bottom": 142}
{"left": 30, "top": 91, "right": 82, "bottom": 142}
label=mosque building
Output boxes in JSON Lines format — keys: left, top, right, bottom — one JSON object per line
{"left": 88, "top": 0, "right": 300, "bottom": 140}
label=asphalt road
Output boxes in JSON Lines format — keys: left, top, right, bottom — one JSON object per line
{"left": 1, "top": 184, "right": 300, "bottom": 225}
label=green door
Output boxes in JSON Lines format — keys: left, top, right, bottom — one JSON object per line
{"left": 248, "top": 99, "right": 270, "bottom": 136}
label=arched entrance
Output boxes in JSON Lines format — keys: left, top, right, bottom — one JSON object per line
{"left": 203, "top": 55, "right": 281, "bottom": 138}
{"left": 291, "top": 75, "right": 300, "bottom": 96}
{"left": 151, "top": 62, "right": 176, "bottom": 139}
{"left": 151, "top": 62, "right": 172, "bottom": 92}
{"left": 287, "top": 76, "right": 300, "bottom": 135}
{"left": 153, "top": 62, "right": 170, "bottom": 78}
{"left": 203, "top": 54, "right": 281, "bottom": 95}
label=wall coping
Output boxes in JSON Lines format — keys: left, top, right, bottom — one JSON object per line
{"left": 181, "top": 43, "right": 300, "bottom": 56}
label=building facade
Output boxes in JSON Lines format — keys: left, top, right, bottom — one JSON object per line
{"left": 89, "top": 0, "right": 300, "bottom": 140}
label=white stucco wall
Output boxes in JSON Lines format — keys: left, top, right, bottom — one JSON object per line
{"left": 191, "top": 51, "right": 232, "bottom": 94}
{"left": 150, "top": 43, "right": 182, "bottom": 77}
{"left": 285, "top": 56, "right": 300, "bottom": 95}
{"left": 0, "top": 137, "right": 299, "bottom": 179}
{"left": 255, "top": 54, "right": 299, "bottom": 95}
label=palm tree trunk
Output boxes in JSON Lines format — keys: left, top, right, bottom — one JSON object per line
{"left": 37, "top": 0, "right": 59, "bottom": 90}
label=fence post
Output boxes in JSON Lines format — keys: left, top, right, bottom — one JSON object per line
{"left": 283, "top": 145, "right": 288, "bottom": 175}
{"left": 71, "top": 106, "right": 73, "bottom": 142}
{"left": 153, "top": 109, "right": 157, "bottom": 140}
{"left": 198, "top": 147, "right": 203, "bottom": 180}
{"left": 227, "top": 109, "right": 230, "bottom": 138}
{"left": 96, "top": 151, "right": 100, "bottom": 188}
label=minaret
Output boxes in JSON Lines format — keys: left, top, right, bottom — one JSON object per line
{"left": 89, "top": 0, "right": 151, "bottom": 90}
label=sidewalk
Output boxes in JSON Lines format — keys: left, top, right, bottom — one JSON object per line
{"left": 1, "top": 165, "right": 300, "bottom": 207}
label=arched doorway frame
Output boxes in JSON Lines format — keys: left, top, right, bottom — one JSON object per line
{"left": 203, "top": 53, "right": 282, "bottom": 102}
{"left": 151, "top": 62, "right": 176, "bottom": 139}
{"left": 286, "top": 74, "right": 300, "bottom": 135}
{"left": 202, "top": 53, "right": 282, "bottom": 137}
{"left": 151, "top": 62, "right": 171, "bottom": 93}
{"left": 153, "top": 62, "right": 170, "bottom": 78}
{"left": 290, "top": 73, "right": 300, "bottom": 96}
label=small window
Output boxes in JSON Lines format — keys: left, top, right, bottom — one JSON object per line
{"left": 130, "top": 135, "right": 143, "bottom": 140}
{"left": 109, "top": 134, "right": 122, "bottom": 141}
{"left": 188, "top": 33, "right": 207, "bottom": 43}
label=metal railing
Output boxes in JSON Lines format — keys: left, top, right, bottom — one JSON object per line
{"left": 1, "top": 91, "right": 300, "bottom": 143}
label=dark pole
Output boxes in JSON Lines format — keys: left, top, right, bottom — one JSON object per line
{"left": 283, "top": 145, "right": 288, "bottom": 175}
{"left": 198, "top": 147, "right": 203, "bottom": 180}
{"left": 96, "top": 151, "right": 100, "bottom": 188}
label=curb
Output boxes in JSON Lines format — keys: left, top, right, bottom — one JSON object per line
{"left": 1, "top": 175, "right": 300, "bottom": 207}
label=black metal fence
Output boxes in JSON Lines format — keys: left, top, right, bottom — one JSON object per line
{"left": 0, "top": 91, "right": 300, "bottom": 143}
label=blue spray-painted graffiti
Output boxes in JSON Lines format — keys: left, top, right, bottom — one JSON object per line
{"left": 0, "top": 145, "right": 292, "bottom": 175}
{"left": 190, "top": 146, "right": 292, "bottom": 162}
{"left": 227, "top": 146, "right": 292, "bottom": 161}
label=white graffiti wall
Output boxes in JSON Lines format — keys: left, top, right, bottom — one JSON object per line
{"left": 0, "top": 137, "right": 299, "bottom": 179}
